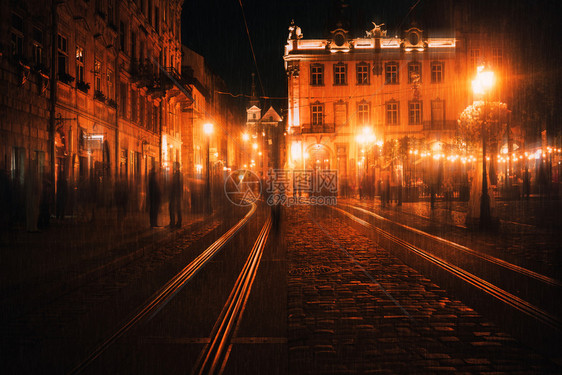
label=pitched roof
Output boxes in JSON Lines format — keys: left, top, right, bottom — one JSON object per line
{"left": 261, "top": 106, "right": 282, "bottom": 122}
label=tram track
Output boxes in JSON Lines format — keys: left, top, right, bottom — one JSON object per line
{"left": 331, "top": 204, "right": 562, "bottom": 333}
{"left": 342, "top": 202, "right": 562, "bottom": 287}
{"left": 69, "top": 203, "right": 258, "bottom": 374}
{"left": 192, "top": 215, "right": 272, "bottom": 375}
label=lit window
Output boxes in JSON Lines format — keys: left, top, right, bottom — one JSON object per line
{"left": 357, "top": 102, "right": 370, "bottom": 125}
{"left": 431, "top": 62, "right": 444, "bottom": 83}
{"left": 356, "top": 62, "right": 369, "bottom": 85}
{"left": 311, "top": 64, "right": 324, "bottom": 86}
{"left": 312, "top": 103, "right": 323, "bottom": 125}
{"left": 408, "top": 61, "right": 421, "bottom": 83}
{"left": 385, "top": 62, "right": 398, "bottom": 84}
{"left": 334, "top": 63, "right": 347, "bottom": 85}
{"left": 408, "top": 101, "right": 422, "bottom": 125}
{"left": 386, "top": 101, "right": 399, "bottom": 125}
{"left": 94, "top": 59, "right": 102, "bottom": 91}
{"left": 107, "top": 68, "right": 114, "bottom": 100}
{"left": 75, "top": 46, "right": 85, "bottom": 83}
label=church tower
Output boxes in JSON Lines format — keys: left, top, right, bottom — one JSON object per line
{"left": 246, "top": 73, "right": 261, "bottom": 125}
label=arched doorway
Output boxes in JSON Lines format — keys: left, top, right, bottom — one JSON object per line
{"left": 306, "top": 143, "right": 331, "bottom": 170}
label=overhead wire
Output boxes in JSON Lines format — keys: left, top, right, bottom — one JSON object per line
{"left": 238, "top": 0, "right": 266, "bottom": 99}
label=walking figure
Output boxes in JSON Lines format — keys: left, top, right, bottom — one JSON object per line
{"left": 56, "top": 175, "right": 67, "bottom": 220}
{"left": 168, "top": 163, "right": 182, "bottom": 228}
{"left": 148, "top": 166, "right": 161, "bottom": 227}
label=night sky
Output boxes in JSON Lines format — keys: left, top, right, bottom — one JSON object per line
{"left": 181, "top": 0, "right": 561, "bottom": 116}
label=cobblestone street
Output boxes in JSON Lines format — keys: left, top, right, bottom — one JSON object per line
{"left": 286, "top": 205, "right": 556, "bottom": 374}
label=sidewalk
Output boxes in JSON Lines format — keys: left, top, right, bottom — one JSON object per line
{"left": 0, "top": 204, "right": 206, "bottom": 309}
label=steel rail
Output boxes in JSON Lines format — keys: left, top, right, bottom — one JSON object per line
{"left": 342, "top": 202, "right": 562, "bottom": 287}
{"left": 193, "top": 215, "right": 272, "bottom": 375}
{"left": 69, "top": 203, "right": 258, "bottom": 375}
{"left": 333, "top": 206, "right": 562, "bottom": 332}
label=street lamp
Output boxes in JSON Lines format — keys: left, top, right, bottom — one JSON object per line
{"left": 203, "top": 122, "right": 214, "bottom": 214}
{"left": 356, "top": 126, "right": 377, "bottom": 198}
{"left": 472, "top": 66, "right": 495, "bottom": 229}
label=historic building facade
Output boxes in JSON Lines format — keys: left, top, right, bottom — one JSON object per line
{"left": 283, "top": 17, "right": 512, "bottom": 192}
{"left": 180, "top": 45, "right": 239, "bottom": 184}
{"left": 0, "top": 0, "right": 191, "bottom": 215}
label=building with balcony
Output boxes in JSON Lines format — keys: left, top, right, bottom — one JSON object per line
{"left": 1, "top": 0, "right": 188, "bottom": 217}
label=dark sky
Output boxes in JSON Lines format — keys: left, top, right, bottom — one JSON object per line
{"left": 180, "top": 0, "right": 440, "bottom": 102}
{"left": 181, "top": 0, "right": 561, "bottom": 110}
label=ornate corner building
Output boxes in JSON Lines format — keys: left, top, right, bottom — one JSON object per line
{"left": 283, "top": 11, "right": 513, "bottom": 189}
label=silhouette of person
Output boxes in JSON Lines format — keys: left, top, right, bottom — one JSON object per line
{"left": 148, "top": 166, "right": 161, "bottom": 227}
{"left": 168, "top": 163, "right": 182, "bottom": 228}
{"left": 38, "top": 172, "right": 52, "bottom": 229}
{"left": 56, "top": 174, "right": 67, "bottom": 220}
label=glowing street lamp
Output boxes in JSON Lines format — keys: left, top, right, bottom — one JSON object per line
{"left": 355, "top": 126, "right": 378, "bottom": 198}
{"left": 472, "top": 66, "right": 495, "bottom": 229}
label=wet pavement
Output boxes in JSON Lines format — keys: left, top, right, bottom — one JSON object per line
{"left": 285, "top": 205, "right": 559, "bottom": 374}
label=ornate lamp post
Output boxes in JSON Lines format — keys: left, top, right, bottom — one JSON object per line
{"left": 472, "top": 66, "right": 495, "bottom": 229}
{"left": 203, "top": 122, "right": 214, "bottom": 214}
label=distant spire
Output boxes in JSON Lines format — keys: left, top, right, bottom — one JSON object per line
{"left": 249, "top": 73, "right": 259, "bottom": 107}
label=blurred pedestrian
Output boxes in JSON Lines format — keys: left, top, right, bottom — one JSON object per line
{"left": 56, "top": 174, "right": 68, "bottom": 220}
{"left": 25, "top": 160, "right": 40, "bottom": 232}
{"left": 168, "top": 163, "right": 182, "bottom": 228}
{"left": 148, "top": 166, "right": 161, "bottom": 227}
{"left": 523, "top": 169, "right": 530, "bottom": 199}
{"left": 38, "top": 172, "right": 52, "bottom": 229}
{"left": 444, "top": 177, "right": 453, "bottom": 210}
{"left": 115, "top": 178, "right": 128, "bottom": 221}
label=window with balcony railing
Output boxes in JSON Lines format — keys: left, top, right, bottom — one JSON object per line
{"left": 312, "top": 103, "right": 323, "bottom": 126}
